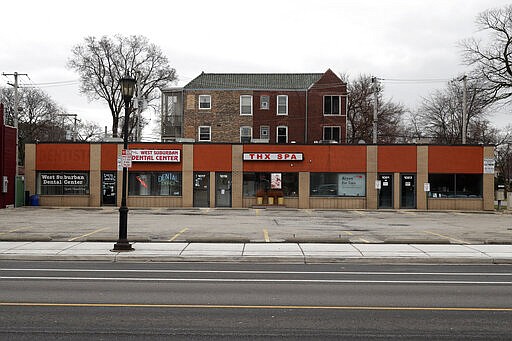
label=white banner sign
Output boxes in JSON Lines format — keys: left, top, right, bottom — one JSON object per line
{"left": 130, "top": 149, "right": 181, "bottom": 162}
{"left": 243, "top": 152, "right": 303, "bottom": 161}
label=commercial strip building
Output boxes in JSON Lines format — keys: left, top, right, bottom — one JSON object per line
{"left": 24, "top": 142, "right": 494, "bottom": 211}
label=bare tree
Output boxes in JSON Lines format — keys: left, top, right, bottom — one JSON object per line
{"left": 461, "top": 5, "right": 512, "bottom": 104}
{"left": 1, "top": 86, "right": 67, "bottom": 162}
{"left": 68, "top": 35, "right": 177, "bottom": 138}
{"left": 342, "top": 74, "right": 407, "bottom": 144}
{"left": 414, "top": 78, "right": 496, "bottom": 144}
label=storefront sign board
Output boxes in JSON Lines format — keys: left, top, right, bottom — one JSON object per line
{"left": 243, "top": 153, "right": 303, "bottom": 161}
{"left": 130, "top": 149, "right": 181, "bottom": 162}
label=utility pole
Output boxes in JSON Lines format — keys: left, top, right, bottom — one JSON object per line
{"left": 371, "top": 76, "right": 378, "bottom": 144}
{"left": 461, "top": 75, "right": 468, "bottom": 145}
{"left": 57, "top": 114, "right": 78, "bottom": 141}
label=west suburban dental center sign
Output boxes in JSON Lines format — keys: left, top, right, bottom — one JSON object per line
{"left": 243, "top": 152, "right": 303, "bottom": 161}
{"left": 130, "top": 149, "right": 181, "bottom": 162}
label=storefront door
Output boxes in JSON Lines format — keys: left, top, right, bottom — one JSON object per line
{"left": 378, "top": 174, "right": 393, "bottom": 209}
{"left": 193, "top": 172, "right": 210, "bottom": 207}
{"left": 101, "top": 172, "right": 117, "bottom": 206}
{"left": 215, "top": 172, "right": 231, "bottom": 207}
{"left": 401, "top": 174, "right": 416, "bottom": 208}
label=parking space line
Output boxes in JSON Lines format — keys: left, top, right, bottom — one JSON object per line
{"left": 68, "top": 227, "right": 109, "bottom": 242}
{"left": 263, "top": 229, "right": 270, "bottom": 242}
{"left": 423, "top": 231, "right": 469, "bottom": 244}
{"left": 0, "top": 227, "right": 25, "bottom": 236}
{"left": 341, "top": 231, "right": 353, "bottom": 236}
{"left": 168, "top": 228, "right": 189, "bottom": 242}
{"left": 355, "top": 238, "right": 370, "bottom": 243}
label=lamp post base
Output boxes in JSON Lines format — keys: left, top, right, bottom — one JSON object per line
{"left": 112, "top": 240, "right": 134, "bottom": 252}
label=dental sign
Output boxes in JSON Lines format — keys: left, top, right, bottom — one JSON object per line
{"left": 130, "top": 149, "right": 181, "bottom": 162}
{"left": 243, "top": 152, "right": 303, "bottom": 161}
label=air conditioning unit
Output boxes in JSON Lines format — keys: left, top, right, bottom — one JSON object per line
{"left": 261, "top": 101, "right": 269, "bottom": 109}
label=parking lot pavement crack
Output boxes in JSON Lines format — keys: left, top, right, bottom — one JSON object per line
{"left": 409, "top": 244, "right": 431, "bottom": 256}
{"left": 241, "top": 243, "right": 247, "bottom": 256}
{"left": 464, "top": 245, "right": 493, "bottom": 257}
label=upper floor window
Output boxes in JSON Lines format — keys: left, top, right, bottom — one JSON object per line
{"left": 260, "top": 126, "right": 270, "bottom": 140}
{"left": 260, "top": 96, "right": 270, "bottom": 110}
{"left": 198, "top": 126, "right": 211, "bottom": 142}
{"left": 240, "top": 126, "right": 253, "bottom": 143}
{"left": 323, "top": 126, "right": 341, "bottom": 142}
{"left": 277, "top": 95, "right": 288, "bottom": 115}
{"left": 324, "top": 95, "right": 341, "bottom": 115}
{"left": 199, "top": 95, "right": 211, "bottom": 109}
{"left": 240, "top": 95, "right": 253, "bottom": 115}
{"left": 276, "top": 126, "right": 288, "bottom": 144}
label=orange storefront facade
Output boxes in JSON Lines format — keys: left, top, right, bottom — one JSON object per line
{"left": 25, "top": 143, "right": 495, "bottom": 210}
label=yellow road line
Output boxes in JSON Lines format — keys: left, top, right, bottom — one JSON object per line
{"left": 0, "top": 228, "right": 25, "bottom": 236}
{"left": 68, "top": 227, "right": 108, "bottom": 242}
{"left": 341, "top": 231, "right": 353, "bottom": 236}
{"left": 424, "top": 231, "right": 469, "bottom": 244}
{"left": 1, "top": 302, "right": 511, "bottom": 312}
{"left": 263, "top": 229, "right": 270, "bottom": 242}
{"left": 168, "top": 228, "right": 189, "bottom": 242}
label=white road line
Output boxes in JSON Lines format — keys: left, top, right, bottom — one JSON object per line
{"left": 1, "top": 276, "right": 511, "bottom": 285}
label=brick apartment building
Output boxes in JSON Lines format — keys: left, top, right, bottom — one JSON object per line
{"left": 161, "top": 69, "right": 347, "bottom": 144}
{"left": 0, "top": 103, "right": 17, "bottom": 208}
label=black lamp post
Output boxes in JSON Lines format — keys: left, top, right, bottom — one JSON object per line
{"left": 113, "top": 75, "right": 136, "bottom": 251}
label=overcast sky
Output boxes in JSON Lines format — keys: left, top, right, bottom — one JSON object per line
{"left": 1, "top": 0, "right": 511, "bottom": 139}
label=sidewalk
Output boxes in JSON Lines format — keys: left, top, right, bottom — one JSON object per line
{"left": 1, "top": 241, "right": 511, "bottom": 264}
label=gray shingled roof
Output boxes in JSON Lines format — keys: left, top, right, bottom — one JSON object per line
{"left": 184, "top": 73, "right": 324, "bottom": 90}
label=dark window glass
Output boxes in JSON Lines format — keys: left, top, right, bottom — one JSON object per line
{"left": 310, "top": 173, "right": 366, "bottom": 197}
{"left": 324, "top": 96, "right": 340, "bottom": 115}
{"left": 243, "top": 172, "right": 298, "bottom": 197}
{"left": 428, "top": 174, "right": 482, "bottom": 198}
{"left": 128, "top": 172, "right": 182, "bottom": 196}
{"left": 37, "top": 172, "right": 89, "bottom": 195}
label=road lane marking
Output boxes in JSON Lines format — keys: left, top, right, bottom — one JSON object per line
{"left": 1, "top": 302, "right": 511, "bottom": 312}
{"left": 2, "top": 276, "right": 511, "bottom": 285}
{"left": 423, "top": 231, "right": 470, "bottom": 244}
{"left": 263, "top": 229, "right": 270, "bottom": 242}
{"left": 0, "top": 228, "right": 25, "bottom": 236}
{"left": 2, "top": 269, "right": 510, "bottom": 276}
{"left": 68, "top": 227, "right": 109, "bottom": 242}
{"left": 168, "top": 228, "right": 189, "bottom": 242}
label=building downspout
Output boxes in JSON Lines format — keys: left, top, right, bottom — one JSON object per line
{"left": 343, "top": 94, "right": 348, "bottom": 144}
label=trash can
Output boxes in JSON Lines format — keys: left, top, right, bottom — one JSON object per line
{"left": 30, "top": 194, "right": 39, "bottom": 206}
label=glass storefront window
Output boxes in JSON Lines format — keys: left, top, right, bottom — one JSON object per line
{"left": 243, "top": 172, "right": 298, "bottom": 197}
{"left": 429, "top": 174, "right": 482, "bottom": 198}
{"left": 128, "top": 172, "right": 182, "bottom": 196}
{"left": 310, "top": 173, "right": 366, "bottom": 197}
{"left": 37, "top": 171, "right": 89, "bottom": 195}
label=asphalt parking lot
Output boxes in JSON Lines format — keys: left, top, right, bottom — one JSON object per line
{"left": 0, "top": 207, "right": 511, "bottom": 244}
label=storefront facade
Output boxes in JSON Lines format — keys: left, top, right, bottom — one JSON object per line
{"left": 24, "top": 143, "right": 495, "bottom": 211}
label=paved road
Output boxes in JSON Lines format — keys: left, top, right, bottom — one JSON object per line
{"left": 1, "top": 207, "right": 512, "bottom": 244}
{"left": 1, "top": 261, "right": 511, "bottom": 339}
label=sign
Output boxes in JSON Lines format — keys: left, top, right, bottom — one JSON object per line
{"left": 375, "top": 180, "right": 382, "bottom": 190}
{"left": 424, "top": 182, "right": 430, "bottom": 192}
{"left": 271, "top": 173, "right": 282, "bottom": 189}
{"left": 337, "top": 174, "right": 365, "bottom": 196}
{"left": 130, "top": 149, "right": 181, "bottom": 162}
{"left": 483, "top": 158, "right": 495, "bottom": 174}
{"left": 243, "top": 152, "right": 303, "bottom": 161}
{"left": 121, "top": 149, "right": 132, "bottom": 168}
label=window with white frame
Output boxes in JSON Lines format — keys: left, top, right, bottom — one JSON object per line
{"left": 323, "top": 126, "right": 341, "bottom": 142}
{"left": 260, "top": 96, "right": 270, "bottom": 110}
{"left": 240, "top": 95, "right": 253, "bottom": 115}
{"left": 198, "top": 95, "right": 211, "bottom": 109}
{"left": 276, "top": 126, "right": 288, "bottom": 143}
{"left": 240, "top": 126, "right": 252, "bottom": 143}
{"left": 324, "top": 95, "right": 341, "bottom": 115}
{"left": 198, "top": 126, "right": 211, "bottom": 142}
{"left": 260, "top": 126, "right": 270, "bottom": 140}
{"left": 277, "top": 95, "right": 288, "bottom": 115}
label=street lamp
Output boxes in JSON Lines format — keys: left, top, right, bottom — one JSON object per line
{"left": 112, "top": 75, "right": 136, "bottom": 251}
